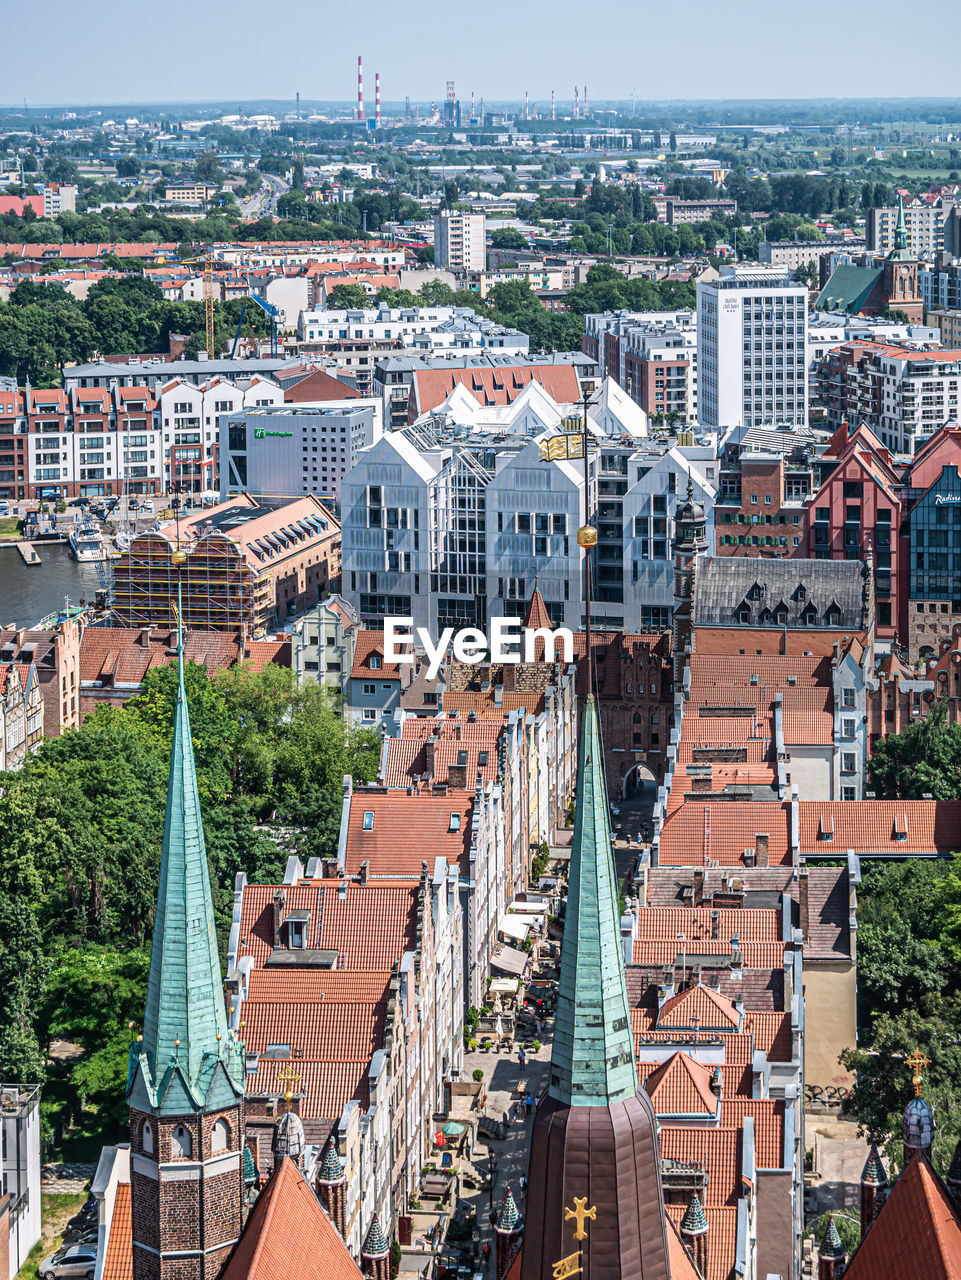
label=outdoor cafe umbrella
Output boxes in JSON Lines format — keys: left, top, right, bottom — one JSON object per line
{"left": 442, "top": 1122, "right": 466, "bottom": 1137}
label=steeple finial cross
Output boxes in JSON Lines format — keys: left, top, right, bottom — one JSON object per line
{"left": 906, "top": 1047, "right": 929, "bottom": 1097}
{"left": 564, "top": 1198, "right": 596, "bottom": 1241}
{"left": 276, "top": 1064, "right": 301, "bottom": 1111}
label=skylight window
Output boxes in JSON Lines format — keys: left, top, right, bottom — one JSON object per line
{"left": 449, "top": 813, "right": 461, "bottom": 832}
{"left": 363, "top": 811, "right": 374, "bottom": 830}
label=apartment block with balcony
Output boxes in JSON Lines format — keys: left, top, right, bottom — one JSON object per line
{"left": 433, "top": 210, "right": 486, "bottom": 272}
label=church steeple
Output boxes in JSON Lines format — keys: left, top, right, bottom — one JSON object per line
{"left": 128, "top": 598, "right": 245, "bottom": 1280}
{"left": 887, "top": 193, "right": 915, "bottom": 263}
{"left": 549, "top": 697, "right": 637, "bottom": 1105}
{"left": 132, "top": 605, "right": 244, "bottom": 1108}
{"left": 521, "top": 696, "right": 671, "bottom": 1279}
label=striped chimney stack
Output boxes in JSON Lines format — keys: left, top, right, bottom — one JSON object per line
{"left": 375, "top": 72, "right": 381, "bottom": 127}
{"left": 357, "top": 55, "right": 364, "bottom": 121}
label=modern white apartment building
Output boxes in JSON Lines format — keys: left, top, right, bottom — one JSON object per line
{"left": 159, "top": 376, "right": 284, "bottom": 492}
{"left": 219, "top": 401, "right": 379, "bottom": 502}
{"left": 340, "top": 380, "right": 717, "bottom": 635}
{"left": 42, "top": 183, "right": 77, "bottom": 217}
{"left": 697, "top": 265, "right": 808, "bottom": 430}
{"left": 867, "top": 199, "right": 956, "bottom": 258}
{"left": 433, "top": 210, "right": 487, "bottom": 272}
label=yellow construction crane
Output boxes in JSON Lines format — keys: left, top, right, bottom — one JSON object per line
{"left": 154, "top": 252, "right": 216, "bottom": 358}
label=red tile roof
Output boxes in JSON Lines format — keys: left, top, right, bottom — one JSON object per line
{"left": 349, "top": 630, "right": 404, "bottom": 680}
{"left": 242, "top": 1000, "right": 387, "bottom": 1062}
{"left": 844, "top": 1153, "right": 961, "bottom": 1280}
{"left": 237, "top": 882, "right": 419, "bottom": 970}
{"left": 411, "top": 363, "right": 580, "bottom": 416}
{"left": 221, "top": 1157, "right": 363, "bottom": 1280}
{"left": 665, "top": 1215, "right": 705, "bottom": 1280}
{"left": 659, "top": 984, "right": 741, "bottom": 1031}
{"left": 798, "top": 800, "right": 961, "bottom": 856}
{"left": 643, "top": 1052, "right": 718, "bottom": 1116}
{"left": 721, "top": 1099, "right": 785, "bottom": 1169}
{"left": 636, "top": 907, "right": 780, "bottom": 945}
{"left": 381, "top": 721, "right": 501, "bottom": 788}
{"left": 102, "top": 1181, "right": 132, "bottom": 1280}
{"left": 245, "top": 970, "right": 391, "bottom": 1004}
{"left": 658, "top": 801, "right": 792, "bottom": 868}
{"left": 665, "top": 1205, "right": 737, "bottom": 1280}
{"left": 659, "top": 1128, "right": 741, "bottom": 1206}
{"left": 743, "top": 1012, "right": 793, "bottom": 1061}
{"left": 79, "top": 627, "right": 243, "bottom": 687}
{"left": 442, "top": 690, "right": 545, "bottom": 716}
{"left": 283, "top": 370, "right": 362, "bottom": 403}
{"left": 344, "top": 790, "right": 473, "bottom": 876}
{"left": 246, "top": 1059, "right": 371, "bottom": 1121}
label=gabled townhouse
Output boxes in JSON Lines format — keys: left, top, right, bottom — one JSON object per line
{"left": 159, "top": 375, "right": 284, "bottom": 492}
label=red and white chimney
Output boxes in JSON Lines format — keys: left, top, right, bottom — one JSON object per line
{"left": 551, "top": 89, "right": 555, "bottom": 120}
{"left": 583, "top": 85, "right": 588, "bottom": 116}
{"left": 375, "top": 72, "right": 381, "bottom": 127}
{"left": 357, "top": 55, "right": 364, "bottom": 122}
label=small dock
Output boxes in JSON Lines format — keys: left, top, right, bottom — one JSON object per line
{"left": 17, "top": 542, "right": 40, "bottom": 566}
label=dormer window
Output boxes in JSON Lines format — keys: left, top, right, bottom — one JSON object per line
{"left": 449, "top": 813, "right": 461, "bottom": 832}
{"left": 457, "top": 750, "right": 468, "bottom": 766}
{"left": 818, "top": 814, "right": 834, "bottom": 841}
{"left": 370, "top": 654, "right": 382, "bottom": 670}
{"left": 478, "top": 751, "right": 489, "bottom": 766}
{"left": 893, "top": 816, "right": 908, "bottom": 841}
{"left": 363, "top": 811, "right": 374, "bottom": 830}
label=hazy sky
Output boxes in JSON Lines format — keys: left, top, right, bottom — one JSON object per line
{"left": 5, "top": 0, "right": 960, "bottom": 106}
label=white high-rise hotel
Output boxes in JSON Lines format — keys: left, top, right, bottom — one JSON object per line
{"left": 697, "top": 265, "right": 808, "bottom": 429}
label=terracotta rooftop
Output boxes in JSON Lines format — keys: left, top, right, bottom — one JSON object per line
{"left": 442, "top": 689, "right": 546, "bottom": 717}
{"left": 79, "top": 627, "right": 243, "bottom": 688}
{"left": 244, "top": 970, "right": 391, "bottom": 1004}
{"left": 411, "top": 362, "right": 580, "bottom": 415}
{"left": 658, "top": 801, "right": 793, "bottom": 868}
{"left": 245, "top": 1059, "right": 371, "bottom": 1121}
{"left": 636, "top": 907, "right": 780, "bottom": 945}
{"left": 799, "top": 800, "right": 961, "bottom": 856}
{"left": 665, "top": 1205, "right": 737, "bottom": 1280}
{"left": 643, "top": 1052, "right": 719, "bottom": 1117}
{"left": 220, "top": 1157, "right": 362, "bottom": 1280}
{"left": 844, "top": 1153, "right": 961, "bottom": 1280}
{"left": 344, "top": 790, "right": 474, "bottom": 877}
{"left": 237, "top": 882, "right": 419, "bottom": 970}
{"left": 102, "top": 1180, "right": 132, "bottom": 1280}
{"left": 349, "top": 630, "right": 404, "bottom": 680}
{"left": 658, "top": 983, "right": 741, "bottom": 1031}
{"left": 241, "top": 1000, "right": 387, "bottom": 1063}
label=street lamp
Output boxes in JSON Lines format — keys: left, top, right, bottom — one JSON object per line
{"left": 487, "top": 1151, "right": 497, "bottom": 1210}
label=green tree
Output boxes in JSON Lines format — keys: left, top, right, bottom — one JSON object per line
{"left": 489, "top": 228, "right": 528, "bottom": 250}
{"left": 327, "top": 284, "right": 371, "bottom": 309}
{"left": 868, "top": 701, "right": 961, "bottom": 799}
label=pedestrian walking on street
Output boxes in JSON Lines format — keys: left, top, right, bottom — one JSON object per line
{"left": 524, "top": 1092, "right": 533, "bottom": 1118}
{"left": 518, "top": 1046, "right": 527, "bottom": 1069}
{"left": 489, "top": 1208, "right": 498, "bottom": 1229}
{"left": 482, "top": 1241, "right": 491, "bottom": 1265}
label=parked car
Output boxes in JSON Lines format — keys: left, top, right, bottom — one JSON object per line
{"left": 39, "top": 1243, "right": 98, "bottom": 1280}
{"left": 68, "top": 498, "right": 90, "bottom": 508}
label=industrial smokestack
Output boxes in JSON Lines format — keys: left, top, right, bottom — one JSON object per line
{"left": 525, "top": 90, "right": 529, "bottom": 120}
{"left": 471, "top": 89, "right": 475, "bottom": 120}
{"left": 552, "top": 89, "right": 555, "bottom": 120}
{"left": 357, "top": 55, "right": 364, "bottom": 122}
{"left": 574, "top": 85, "right": 579, "bottom": 118}
{"left": 375, "top": 72, "right": 381, "bottom": 127}
{"left": 583, "top": 84, "right": 588, "bottom": 116}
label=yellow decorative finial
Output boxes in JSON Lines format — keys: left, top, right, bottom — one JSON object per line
{"left": 276, "top": 1063, "right": 301, "bottom": 1112}
{"left": 564, "top": 1198, "right": 596, "bottom": 1242}
{"left": 906, "top": 1047, "right": 930, "bottom": 1097}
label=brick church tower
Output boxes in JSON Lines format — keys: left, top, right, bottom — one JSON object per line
{"left": 127, "top": 613, "right": 246, "bottom": 1280}
{"left": 881, "top": 194, "right": 924, "bottom": 324}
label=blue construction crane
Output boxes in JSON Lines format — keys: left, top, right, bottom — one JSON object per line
{"left": 249, "top": 293, "right": 281, "bottom": 357}
{"left": 230, "top": 303, "right": 247, "bottom": 358}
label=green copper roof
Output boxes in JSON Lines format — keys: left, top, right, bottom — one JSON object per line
{"left": 498, "top": 1188, "right": 521, "bottom": 1233}
{"left": 862, "top": 1142, "right": 886, "bottom": 1186}
{"left": 679, "top": 1191, "right": 708, "bottom": 1237}
{"left": 131, "top": 607, "right": 244, "bottom": 1114}
{"left": 318, "top": 1137, "right": 345, "bottom": 1184}
{"left": 816, "top": 264, "right": 882, "bottom": 314}
{"left": 820, "top": 1217, "right": 845, "bottom": 1260}
{"left": 362, "top": 1215, "right": 390, "bottom": 1258}
{"left": 548, "top": 696, "right": 638, "bottom": 1107}
{"left": 888, "top": 193, "right": 915, "bottom": 262}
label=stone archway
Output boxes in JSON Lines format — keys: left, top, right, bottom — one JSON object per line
{"left": 621, "top": 761, "right": 656, "bottom": 799}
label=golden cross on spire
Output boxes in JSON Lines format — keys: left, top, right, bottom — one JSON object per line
{"left": 564, "top": 1198, "right": 597, "bottom": 1242}
{"left": 276, "top": 1064, "right": 301, "bottom": 1111}
{"left": 906, "top": 1048, "right": 930, "bottom": 1098}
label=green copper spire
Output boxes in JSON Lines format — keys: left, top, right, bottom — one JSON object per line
{"left": 548, "top": 696, "right": 638, "bottom": 1106}
{"left": 887, "top": 194, "right": 914, "bottom": 262}
{"left": 129, "top": 593, "right": 244, "bottom": 1114}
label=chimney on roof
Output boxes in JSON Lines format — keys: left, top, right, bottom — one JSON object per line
{"left": 710, "top": 908, "right": 719, "bottom": 941}
{"left": 447, "top": 764, "right": 467, "bottom": 789}
{"left": 798, "top": 868, "right": 810, "bottom": 944}
{"left": 755, "top": 832, "right": 769, "bottom": 868}
{"left": 424, "top": 735, "right": 437, "bottom": 778}
{"left": 693, "top": 868, "right": 704, "bottom": 908}
{"left": 359, "top": 859, "right": 369, "bottom": 885}
{"left": 272, "top": 888, "right": 286, "bottom": 949}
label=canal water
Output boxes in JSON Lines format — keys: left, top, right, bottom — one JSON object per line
{"left": 0, "top": 544, "right": 105, "bottom": 628}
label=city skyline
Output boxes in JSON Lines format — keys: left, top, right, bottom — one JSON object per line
{"left": 4, "top": 0, "right": 961, "bottom": 106}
